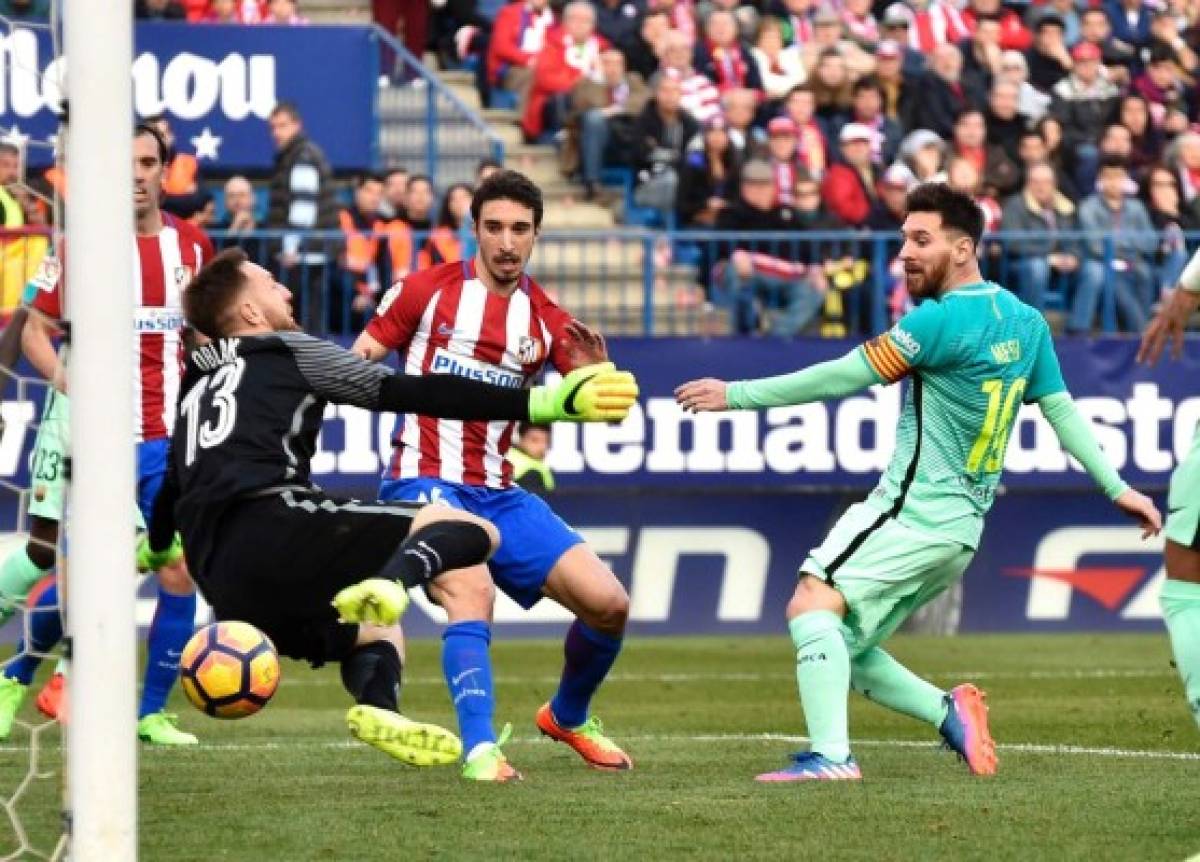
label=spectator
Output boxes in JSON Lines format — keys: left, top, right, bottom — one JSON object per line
{"left": 711, "top": 159, "right": 825, "bottom": 335}
{"left": 677, "top": 115, "right": 740, "bottom": 226}
{"left": 795, "top": 170, "right": 862, "bottom": 336}
{"left": 831, "top": 74, "right": 902, "bottom": 165}
{"left": 1103, "top": 0, "right": 1153, "bottom": 52}
{"left": 774, "top": 0, "right": 817, "bottom": 48}
{"left": 1169, "top": 132, "right": 1200, "bottom": 206}
{"left": 1142, "top": 163, "right": 1200, "bottom": 293}
{"left": 1070, "top": 157, "right": 1157, "bottom": 334}
{"left": 379, "top": 167, "right": 408, "bottom": 221}
{"left": 1133, "top": 43, "right": 1195, "bottom": 127}
{"left": 595, "top": 0, "right": 646, "bottom": 59}
{"left": 872, "top": 39, "right": 916, "bottom": 127}
{"left": 946, "top": 156, "right": 1000, "bottom": 231}
{"left": 661, "top": 29, "right": 723, "bottom": 125}
{"left": 912, "top": 43, "right": 983, "bottom": 140}
{"left": 633, "top": 71, "right": 700, "bottom": 218}
{"left": 1044, "top": 0, "right": 1080, "bottom": 46}
{"left": 984, "top": 78, "right": 1025, "bottom": 163}
{"left": 266, "top": 101, "right": 337, "bottom": 333}
{"left": 720, "top": 87, "right": 762, "bottom": 161}
{"left": 136, "top": 0, "right": 187, "bottom": 19}
{"left": 867, "top": 163, "right": 912, "bottom": 230}
{"left": 487, "top": 0, "right": 555, "bottom": 104}
{"left": 476, "top": 158, "right": 503, "bottom": 183}
{"left": 1017, "top": 127, "right": 1075, "bottom": 198}
{"left": 1149, "top": 8, "right": 1198, "bottom": 73}
{"left": 1025, "top": 13, "right": 1072, "bottom": 93}
{"left": 961, "top": 0, "right": 1030, "bottom": 52}
{"left": 563, "top": 48, "right": 648, "bottom": 199}
{"left": 216, "top": 176, "right": 258, "bottom": 234}
{"left": 0, "top": 143, "right": 23, "bottom": 228}
{"left": 1119, "top": 94, "right": 1165, "bottom": 175}
{"left": 423, "top": 183, "right": 475, "bottom": 267}
{"left": 808, "top": 47, "right": 854, "bottom": 122}
{"left": 839, "top": 0, "right": 879, "bottom": 52}
{"left": 263, "top": 0, "right": 308, "bottom": 24}
{"left": 1097, "top": 123, "right": 1137, "bottom": 187}
{"left": 201, "top": 0, "right": 241, "bottom": 22}
{"left": 1036, "top": 114, "right": 1073, "bottom": 193}
{"left": 950, "top": 108, "right": 1019, "bottom": 199}
{"left": 521, "top": 1, "right": 608, "bottom": 142}
{"left": 800, "top": 6, "right": 874, "bottom": 80}
{"left": 764, "top": 116, "right": 804, "bottom": 204}
{"left": 752, "top": 15, "right": 808, "bottom": 99}
{"left": 905, "top": 0, "right": 970, "bottom": 55}
{"left": 1050, "top": 41, "right": 1119, "bottom": 194}
{"left": 1077, "top": 7, "right": 1136, "bottom": 88}
{"left": 878, "top": 4, "right": 925, "bottom": 77}
{"left": 338, "top": 173, "right": 412, "bottom": 327}
{"left": 695, "top": 10, "right": 764, "bottom": 94}
{"left": 1000, "top": 161, "right": 1078, "bottom": 311}
{"left": 995, "top": 50, "right": 1050, "bottom": 123}
{"left": 781, "top": 84, "right": 830, "bottom": 179}
{"left": 959, "top": 13, "right": 1004, "bottom": 98}
{"left": 820, "top": 122, "right": 879, "bottom": 227}
{"left": 403, "top": 174, "right": 434, "bottom": 232}
{"left": 508, "top": 423, "right": 555, "bottom": 496}
{"left": 897, "top": 128, "right": 947, "bottom": 184}
{"left": 627, "top": 9, "right": 670, "bottom": 79}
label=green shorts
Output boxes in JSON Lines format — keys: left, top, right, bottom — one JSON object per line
{"left": 801, "top": 502, "right": 973, "bottom": 656}
{"left": 28, "top": 389, "right": 68, "bottom": 523}
{"left": 1166, "top": 425, "right": 1200, "bottom": 551}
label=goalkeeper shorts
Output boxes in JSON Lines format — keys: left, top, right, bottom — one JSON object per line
{"left": 1166, "top": 426, "right": 1200, "bottom": 551}
{"left": 800, "top": 501, "right": 973, "bottom": 656}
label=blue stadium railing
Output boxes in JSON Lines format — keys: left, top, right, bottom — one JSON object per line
{"left": 208, "top": 228, "right": 1185, "bottom": 338}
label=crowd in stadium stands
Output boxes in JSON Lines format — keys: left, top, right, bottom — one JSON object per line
{"left": 132, "top": 0, "right": 309, "bottom": 23}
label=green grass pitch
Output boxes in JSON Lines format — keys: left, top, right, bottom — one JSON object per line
{"left": 2, "top": 633, "right": 1197, "bottom": 861}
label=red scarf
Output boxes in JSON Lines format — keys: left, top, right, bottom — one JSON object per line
{"left": 709, "top": 41, "right": 748, "bottom": 91}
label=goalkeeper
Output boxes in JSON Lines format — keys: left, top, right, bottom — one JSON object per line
{"left": 146, "top": 249, "right": 638, "bottom": 766}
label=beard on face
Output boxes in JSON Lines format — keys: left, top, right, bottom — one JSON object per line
{"left": 487, "top": 251, "right": 523, "bottom": 286}
{"left": 905, "top": 250, "right": 950, "bottom": 299}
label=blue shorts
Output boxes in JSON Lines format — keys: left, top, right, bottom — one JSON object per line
{"left": 378, "top": 477, "right": 583, "bottom": 609}
{"left": 137, "top": 438, "right": 170, "bottom": 524}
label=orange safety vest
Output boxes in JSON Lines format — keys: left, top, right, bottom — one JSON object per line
{"left": 423, "top": 227, "right": 463, "bottom": 267}
{"left": 163, "top": 153, "right": 198, "bottom": 196}
{"left": 339, "top": 210, "right": 413, "bottom": 294}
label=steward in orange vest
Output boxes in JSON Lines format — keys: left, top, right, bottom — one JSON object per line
{"left": 339, "top": 174, "right": 413, "bottom": 302}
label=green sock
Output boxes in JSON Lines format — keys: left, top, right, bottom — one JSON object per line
{"left": 1160, "top": 578, "right": 1200, "bottom": 729}
{"left": 0, "top": 548, "right": 50, "bottom": 605}
{"left": 788, "top": 610, "right": 851, "bottom": 762}
{"left": 851, "top": 646, "right": 948, "bottom": 727}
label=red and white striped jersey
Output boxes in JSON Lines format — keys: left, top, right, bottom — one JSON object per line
{"left": 31, "top": 213, "right": 213, "bottom": 442}
{"left": 365, "top": 259, "right": 575, "bottom": 489}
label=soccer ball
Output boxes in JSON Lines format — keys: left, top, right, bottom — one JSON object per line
{"left": 179, "top": 621, "right": 281, "bottom": 719}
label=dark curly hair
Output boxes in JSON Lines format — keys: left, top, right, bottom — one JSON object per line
{"left": 469, "top": 169, "right": 544, "bottom": 230}
{"left": 904, "top": 181, "right": 984, "bottom": 247}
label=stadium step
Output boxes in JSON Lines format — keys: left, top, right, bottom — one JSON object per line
{"left": 304, "top": 0, "right": 370, "bottom": 23}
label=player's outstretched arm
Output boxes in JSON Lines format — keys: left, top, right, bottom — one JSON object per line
{"left": 1038, "top": 391, "right": 1162, "bottom": 539}
{"left": 676, "top": 348, "right": 880, "bottom": 413}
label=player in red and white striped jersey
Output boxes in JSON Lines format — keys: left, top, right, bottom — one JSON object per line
{"left": 15, "top": 125, "right": 213, "bottom": 745}
{"left": 353, "top": 170, "right": 633, "bottom": 781}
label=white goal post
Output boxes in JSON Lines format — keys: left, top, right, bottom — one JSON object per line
{"left": 64, "top": 5, "right": 137, "bottom": 859}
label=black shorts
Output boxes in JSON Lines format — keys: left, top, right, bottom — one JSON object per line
{"left": 197, "top": 490, "right": 424, "bottom": 667}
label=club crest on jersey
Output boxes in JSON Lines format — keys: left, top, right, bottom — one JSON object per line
{"left": 174, "top": 266, "right": 193, "bottom": 291}
{"left": 517, "top": 335, "right": 544, "bottom": 364}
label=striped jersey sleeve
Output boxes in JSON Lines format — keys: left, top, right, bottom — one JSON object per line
{"left": 279, "top": 331, "right": 391, "bottom": 410}
{"left": 860, "top": 299, "right": 947, "bottom": 383}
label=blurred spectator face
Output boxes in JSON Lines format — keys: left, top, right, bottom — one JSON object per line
{"left": 1119, "top": 96, "right": 1149, "bottom": 137}
{"left": 447, "top": 185, "right": 473, "bottom": 225}
{"left": 785, "top": 88, "right": 816, "bottom": 124}
{"left": 723, "top": 89, "right": 755, "bottom": 128}
{"left": 815, "top": 52, "right": 848, "bottom": 88}
{"left": 852, "top": 84, "right": 882, "bottom": 119}
{"left": 946, "top": 157, "right": 981, "bottom": 194}
{"left": 1147, "top": 167, "right": 1180, "bottom": 213}
{"left": 970, "top": 0, "right": 1000, "bottom": 13}
{"left": 600, "top": 49, "right": 626, "bottom": 86}
{"left": 973, "top": 18, "right": 1001, "bottom": 50}
{"left": 1034, "top": 21, "right": 1066, "bottom": 54}
{"left": 706, "top": 11, "right": 738, "bottom": 48}
{"left": 662, "top": 33, "right": 693, "bottom": 71}
{"left": 880, "top": 176, "right": 907, "bottom": 213}
{"left": 1017, "top": 132, "right": 1047, "bottom": 165}
{"left": 931, "top": 44, "right": 962, "bottom": 82}
{"left": 642, "top": 12, "right": 670, "bottom": 52}
{"left": 740, "top": 175, "right": 775, "bottom": 210}
{"left": 1080, "top": 10, "right": 1110, "bottom": 43}
{"left": 842, "top": 136, "right": 872, "bottom": 168}
{"left": 874, "top": 49, "right": 902, "bottom": 82}
{"left": 1176, "top": 134, "right": 1200, "bottom": 170}
{"left": 757, "top": 18, "right": 785, "bottom": 54}
{"left": 384, "top": 170, "right": 408, "bottom": 209}
{"left": 1097, "top": 163, "right": 1128, "bottom": 202}
{"left": 813, "top": 18, "right": 843, "bottom": 48}
{"left": 1147, "top": 57, "right": 1177, "bottom": 90}
{"left": 1039, "top": 117, "right": 1063, "bottom": 151}
{"left": 704, "top": 124, "right": 730, "bottom": 153}
{"left": 224, "top": 176, "right": 254, "bottom": 216}
{"left": 768, "top": 129, "right": 798, "bottom": 161}
{"left": 355, "top": 177, "right": 383, "bottom": 216}
{"left": 209, "top": 0, "right": 236, "bottom": 21}
{"left": 563, "top": 2, "right": 597, "bottom": 42}
{"left": 1099, "top": 124, "right": 1132, "bottom": 159}
{"left": 0, "top": 148, "right": 19, "bottom": 186}
{"left": 794, "top": 179, "right": 822, "bottom": 214}
{"left": 269, "top": 0, "right": 298, "bottom": 19}
{"left": 954, "top": 111, "right": 986, "bottom": 149}
{"left": 655, "top": 74, "right": 683, "bottom": 115}
{"left": 268, "top": 108, "right": 302, "bottom": 151}
{"left": 1074, "top": 55, "right": 1100, "bottom": 85}
{"left": 989, "top": 81, "right": 1019, "bottom": 121}
{"left": 998, "top": 50, "right": 1028, "bottom": 85}
{"left": 406, "top": 178, "right": 434, "bottom": 222}
{"left": 1026, "top": 163, "right": 1056, "bottom": 207}
{"left": 517, "top": 426, "right": 551, "bottom": 460}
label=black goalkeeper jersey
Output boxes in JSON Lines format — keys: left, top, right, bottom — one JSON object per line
{"left": 151, "top": 330, "right": 531, "bottom": 580}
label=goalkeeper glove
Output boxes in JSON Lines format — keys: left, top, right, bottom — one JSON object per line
{"left": 528, "top": 361, "right": 639, "bottom": 423}
{"left": 137, "top": 532, "right": 184, "bottom": 573}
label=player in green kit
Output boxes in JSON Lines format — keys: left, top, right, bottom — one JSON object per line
{"left": 1138, "top": 251, "right": 1200, "bottom": 730}
{"left": 676, "top": 183, "right": 1163, "bottom": 781}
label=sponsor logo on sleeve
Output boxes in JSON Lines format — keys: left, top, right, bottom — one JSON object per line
{"left": 889, "top": 326, "right": 921, "bottom": 359}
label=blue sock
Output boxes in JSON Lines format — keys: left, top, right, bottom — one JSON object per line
{"left": 550, "top": 621, "right": 622, "bottom": 729}
{"left": 441, "top": 620, "right": 496, "bottom": 756}
{"left": 4, "top": 581, "right": 62, "bottom": 685}
{"left": 139, "top": 587, "right": 196, "bottom": 718}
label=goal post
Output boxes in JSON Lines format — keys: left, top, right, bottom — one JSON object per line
{"left": 64, "top": 5, "right": 137, "bottom": 859}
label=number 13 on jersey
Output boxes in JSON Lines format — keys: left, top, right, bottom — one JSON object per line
{"left": 179, "top": 359, "right": 245, "bottom": 466}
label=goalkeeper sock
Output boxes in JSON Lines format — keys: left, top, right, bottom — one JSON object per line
{"left": 850, "top": 646, "right": 948, "bottom": 727}
{"left": 0, "top": 547, "right": 51, "bottom": 608}
{"left": 789, "top": 610, "right": 852, "bottom": 762}
{"left": 382, "top": 520, "right": 494, "bottom": 586}
{"left": 340, "top": 640, "right": 402, "bottom": 712}
{"left": 442, "top": 620, "right": 496, "bottom": 756}
{"left": 139, "top": 586, "right": 196, "bottom": 718}
{"left": 550, "top": 620, "right": 622, "bottom": 729}
{"left": 1160, "top": 577, "right": 1200, "bottom": 729}
{"left": 4, "top": 578, "right": 62, "bottom": 685}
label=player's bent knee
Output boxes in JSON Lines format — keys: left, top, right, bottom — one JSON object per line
{"left": 584, "top": 587, "right": 629, "bottom": 635}
{"left": 786, "top": 574, "right": 847, "bottom": 620}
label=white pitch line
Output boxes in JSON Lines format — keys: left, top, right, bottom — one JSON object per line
{"left": 3, "top": 734, "right": 1196, "bottom": 762}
